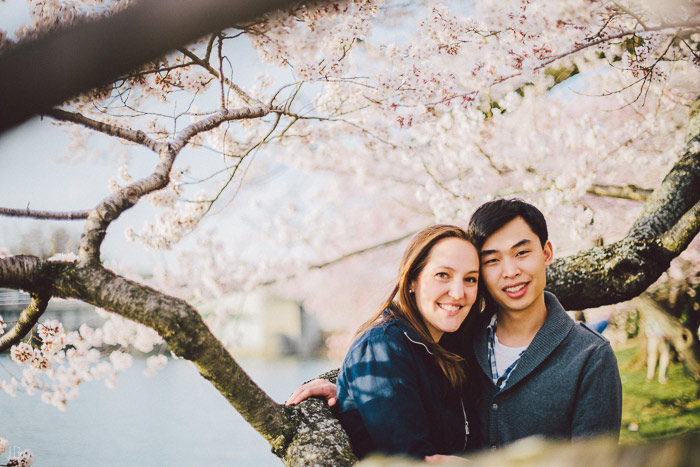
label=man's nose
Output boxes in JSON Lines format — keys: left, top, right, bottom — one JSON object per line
{"left": 502, "top": 258, "right": 520, "bottom": 278}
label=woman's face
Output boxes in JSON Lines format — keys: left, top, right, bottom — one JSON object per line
{"left": 411, "top": 237, "right": 480, "bottom": 342}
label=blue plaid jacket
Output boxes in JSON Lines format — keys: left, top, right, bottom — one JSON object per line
{"left": 335, "top": 315, "right": 472, "bottom": 458}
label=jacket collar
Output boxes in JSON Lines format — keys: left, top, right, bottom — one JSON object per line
{"left": 383, "top": 313, "right": 435, "bottom": 356}
{"left": 473, "top": 291, "right": 574, "bottom": 391}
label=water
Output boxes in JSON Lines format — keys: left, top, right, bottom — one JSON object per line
{"left": 0, "top": 356, "right": 335, "bottom": 466}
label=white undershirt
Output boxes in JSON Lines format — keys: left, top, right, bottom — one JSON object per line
{"left": 493, "top": 334, "right": 528, "bottom": 378}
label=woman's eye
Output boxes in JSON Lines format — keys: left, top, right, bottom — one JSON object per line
{"left": 436, "top": 272, "right": 449, "bottom": 278}
{"left": 464, "top": 277, "right": 477, "bottom": 283}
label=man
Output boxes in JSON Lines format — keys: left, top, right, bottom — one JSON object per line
{"left": 287, "top": 199, "right": 622, "bottom": 451}
{"left": 460, "top": 198, "right": 621, "bottom": 450}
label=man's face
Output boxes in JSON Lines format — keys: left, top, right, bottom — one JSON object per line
{"left": 479, "top": 217, "right": 553, "bottom": 315}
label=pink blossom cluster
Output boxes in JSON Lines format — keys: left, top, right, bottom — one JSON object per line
{"left": 2, "top": 312, "right": 167, "bottom": 411}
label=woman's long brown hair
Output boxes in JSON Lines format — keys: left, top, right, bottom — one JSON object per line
{"left": 354, "top": 224, "right": 481, "bottom": 391}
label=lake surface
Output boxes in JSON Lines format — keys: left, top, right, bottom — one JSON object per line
{"left": 0, "top": 356, "right": 335, "bottom": 466}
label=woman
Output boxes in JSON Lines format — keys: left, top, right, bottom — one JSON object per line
{"left": 290, "top": 225, "right": 482, "bottom": 459}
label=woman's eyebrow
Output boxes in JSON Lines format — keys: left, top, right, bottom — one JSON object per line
{"left": 435, "top": 265, "right": 479, "bottom": 274}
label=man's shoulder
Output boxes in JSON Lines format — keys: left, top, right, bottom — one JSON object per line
{"left": 544, "top": 292, "right": 610, "bottom": 344}
{"left": 577, "top": 322, "right": 611, "bottom": 343}
{"left": 563, "top": 320, "right": 616, "bottom": 360}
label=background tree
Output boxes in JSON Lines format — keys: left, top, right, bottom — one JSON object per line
{"left": 0, "top": 0, "right": 699, "bottom": 465}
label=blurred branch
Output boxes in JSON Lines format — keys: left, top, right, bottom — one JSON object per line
{"left": 0, "top": 0, "right": 302, "bottom": 132}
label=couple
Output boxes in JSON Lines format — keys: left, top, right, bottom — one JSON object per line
{"left": 287, "top": 199, "right": 623, "bottom": 460}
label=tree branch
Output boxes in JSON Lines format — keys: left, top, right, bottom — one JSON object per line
{"left": 0, "top": 293, "right": 50, "bottom": 352}
{"left": 0, "top": 252, "right": 354, "bottom": 464}
{"left": 46, "top": 261, "right": 353, "bottom": 464}
{"left": 0, "top": 206, "right": 90, "bottom": 220}
{"left": 76, "top": 150, "right": 177, "bottom": 265}
{"left": 77, "top": 105, "right": 270, "bottom": 263}
{"left": 548, "top": 105, "right": 700, "bottom": 309}
{"left": 45, "top": 108, "right": 163, "bottom": 153}
{"left": 586, "top": 183, "right": 653, "bottom": 201}
{"left": 658, "top": 199, "right": 700, "bottom": 255}
{"left": 0, "top": 256, "right": 53, "bottom": 292}
{"left": 171, "top": 105, "right": 270, "bottom": 151}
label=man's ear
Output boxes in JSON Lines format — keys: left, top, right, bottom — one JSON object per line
{"left": 543, "top": 240, "right": 554, "bottom": 266}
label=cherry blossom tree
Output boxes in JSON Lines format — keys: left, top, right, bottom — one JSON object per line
{"left": 0, "top": 0, "right": 699, "bottom": 464}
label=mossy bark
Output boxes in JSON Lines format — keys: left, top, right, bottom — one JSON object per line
{"left": 547, "top": 142, "right": 700, "bottom": 310}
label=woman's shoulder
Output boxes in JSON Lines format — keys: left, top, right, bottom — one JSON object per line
{"left": 357, "top": 315, "right": 420, "bottom": 342}
{"left": 347, "top": 315, "right": 432, "bottom": 362}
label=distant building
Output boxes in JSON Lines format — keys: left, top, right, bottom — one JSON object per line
{"left": 0, "top": 288, "right": 103, "bottom": 330}
{"left": 1, "top": 288, "right": 322, "bottom": 357}
{"left": 197, "top": 290, "right": 323, "bottom": 358}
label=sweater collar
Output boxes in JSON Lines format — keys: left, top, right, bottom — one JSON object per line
{"left": 473, "top": 291, "right": 574, "bottom": 391}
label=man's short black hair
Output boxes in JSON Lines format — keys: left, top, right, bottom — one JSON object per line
{"left": 469, "top": 198, "right": 549, "bottom": 249}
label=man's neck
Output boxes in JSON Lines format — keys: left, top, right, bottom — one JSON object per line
{"left": 495, "top": 296, "right": 548, "bottom": 347}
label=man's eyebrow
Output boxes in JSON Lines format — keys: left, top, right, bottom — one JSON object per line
{"left": 512, "top": 239, "right": 532, "bottom": 249}
{"left": 480, "top": 239, "right": 532, "bottom": 257}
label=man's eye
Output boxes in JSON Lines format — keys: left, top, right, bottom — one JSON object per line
{"left": 482, "top": 258, "right": 498, "bottom": 264}
{"left": 516, "top": 250, "right": 530, "bottom": 256}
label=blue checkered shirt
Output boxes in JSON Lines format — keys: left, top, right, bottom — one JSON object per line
{"left": 487, "top": 315, "right": 527, "bottom": 391}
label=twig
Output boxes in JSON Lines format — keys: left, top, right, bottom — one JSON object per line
{"left": 0, "top": 207, "right": 90, "bottom": 220}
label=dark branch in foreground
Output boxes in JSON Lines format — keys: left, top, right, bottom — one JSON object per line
{"left": 0, "top": 0, "right": 301, "bottom": 133}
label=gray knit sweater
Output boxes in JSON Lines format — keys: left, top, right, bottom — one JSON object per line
{"left": 471, "top": 291, "right": 622, "bottom": 450}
